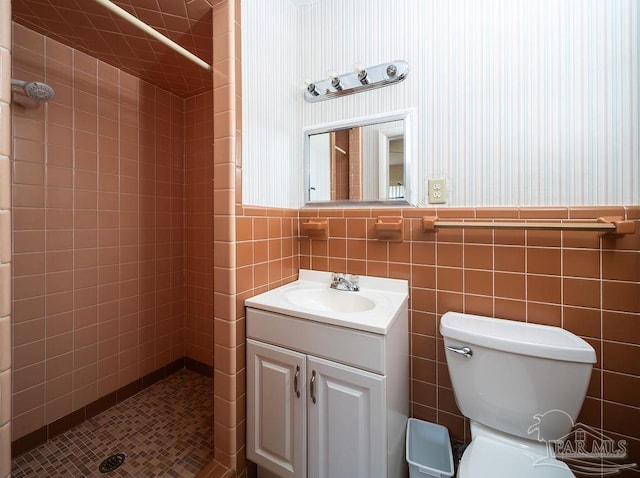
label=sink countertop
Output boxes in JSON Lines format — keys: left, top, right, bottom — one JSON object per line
{"left": 244, "top": 269, "right": 408, "bottom": 335}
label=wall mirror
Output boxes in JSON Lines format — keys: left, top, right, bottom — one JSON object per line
{"left": 304, "top": 110, "right": 414, "bottom": 206}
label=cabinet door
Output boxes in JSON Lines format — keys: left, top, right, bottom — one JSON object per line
{"left": 247, "top": 339, "right": 307, "bottom": 478}
{"left": 307, "top": 355, "right": 386, "bottom": 478}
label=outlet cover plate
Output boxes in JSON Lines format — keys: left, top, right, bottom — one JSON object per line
{"left": 428, "top": 178, "right": 447, "bottom": 204}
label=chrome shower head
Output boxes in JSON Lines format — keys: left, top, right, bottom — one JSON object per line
{"left": 11, "top": 79, "right": 55, "bottom": 102}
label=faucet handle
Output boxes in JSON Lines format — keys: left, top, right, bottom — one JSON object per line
{"left": 349, "top": 274, "right": 360, "bottom": 291}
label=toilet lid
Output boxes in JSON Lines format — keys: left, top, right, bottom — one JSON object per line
{"left": 458, "top": 435, "right": 576, "bottom": 478}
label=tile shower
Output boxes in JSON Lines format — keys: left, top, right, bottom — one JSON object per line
{"left": 5, "top": 1, "right": 245, "bottom": 475}
{"left": 9, "top": 17, "right": 215, "bottom": 468}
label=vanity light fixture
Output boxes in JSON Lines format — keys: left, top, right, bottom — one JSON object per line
{"left": 304, "top": 60, "right": 409, "bottom": 103}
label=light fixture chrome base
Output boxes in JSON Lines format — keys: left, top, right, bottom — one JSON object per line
{"left": 304, "top": 60, "right": 409, "bottom": 103}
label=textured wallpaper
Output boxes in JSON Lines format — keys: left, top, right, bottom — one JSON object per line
{"left": 243, "top": 0, "right": 639, "bottom": 208}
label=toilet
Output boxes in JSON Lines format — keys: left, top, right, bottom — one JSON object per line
{"left": 440, "top": 312, "right": 596, "bottom": 478}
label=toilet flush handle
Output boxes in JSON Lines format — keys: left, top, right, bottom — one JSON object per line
{"left": 446, "top": 345, "right": 473, "bottom": 358}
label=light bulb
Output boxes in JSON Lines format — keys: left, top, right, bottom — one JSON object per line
{"left": 354, "top": 65, "right": 369, "bottom": 85}
{"left": 304, "top": 80, "right": 320, "bottom": 96}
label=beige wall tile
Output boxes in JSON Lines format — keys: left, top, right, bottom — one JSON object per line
{"left": 45, "top": 393, "right": 73, "bottom": 423}
{"left": 0, "top": 210, "right": 8, "bottom": 263}
{"left": 0, "top": 103, "right": 8, "bottom": 156}
{"left": 0, "top": 263, "right": 9, "bottom": 317}
{"left": 0, "top": 48, "right": 9, "bottom": 104}
{"left": 0, "top": 0, "right": 10, "bottom": 50}
{"left": 0, "top": 369, "right": 9, "bottom": 425}
{"left": 0, "top": 316, "right": 8, "bottom": 372}
{"left": 0, "top": 422, "right": 10, "bottom": 477}
{"left": 0, "top": 156, "right": 9, "bottom": 209}
{"left": 11, "top": 406, "right": 45, "bottom": 441}
{"left": 12, "top": 384, "right": 44, "bottom": 417}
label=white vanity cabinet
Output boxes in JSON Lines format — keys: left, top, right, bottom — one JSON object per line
{"left": 246, "top": 300, "right": 408, "bottom": 478}
{"left": 247, "top": 339, "right": 306, "bottom": 478}
{"left": 306, "top": 354, "right": 385, "bottom": 478}
{"left": 247, "top": 338, "right": 385, "bottom": 478}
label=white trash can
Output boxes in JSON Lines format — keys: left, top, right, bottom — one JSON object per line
{"left": 406, "top": 418, "right": 455, "bottom": 478}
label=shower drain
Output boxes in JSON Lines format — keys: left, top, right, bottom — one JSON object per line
{"left": 98, "top": 453, "right": 127, "bottom": 473}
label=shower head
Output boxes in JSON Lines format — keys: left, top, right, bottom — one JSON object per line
{"left": 11, "top": 79, "right": 55, "bottom": 102}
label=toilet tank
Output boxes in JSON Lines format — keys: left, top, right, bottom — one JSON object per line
{"left": 440, "top": 312, "right": 596, "bottom": 442}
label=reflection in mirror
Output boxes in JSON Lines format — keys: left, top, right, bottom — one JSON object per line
{"left": 378, "top": 125, "right": 404, "bottom": 200}
{"left": 305, "top": 111, "right": 413, "bottom": 206}
{"left": 308, "top": 127, "right": 364, "bottom": 201}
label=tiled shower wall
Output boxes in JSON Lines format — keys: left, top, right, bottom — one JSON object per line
{"left": 298, "top": 206, "right": 640, "bottom": 474}
{"left": 185, "top": 91, "right": 214, "bottom": 368}
{"left": 0, "top": 1, "right": 12, "bottom": 476}
{"left": 10, "top": 24, "right": 189, "bottom": 443}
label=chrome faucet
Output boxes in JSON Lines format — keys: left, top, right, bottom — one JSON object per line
{"left": 330, "top": 273, "right": 359, "bottom": 292}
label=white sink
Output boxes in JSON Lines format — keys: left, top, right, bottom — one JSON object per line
{"left": 245, "top": 270, "right": 408, "bottom": 334}
{"left": 286, "top": 286, "right": 376, "bottom": 313}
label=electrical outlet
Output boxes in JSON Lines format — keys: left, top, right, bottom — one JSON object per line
{"left": 428, "top": 178, "right": 447, "bottom": 204}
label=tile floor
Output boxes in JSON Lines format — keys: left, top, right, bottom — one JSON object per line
{"left": 12, "top": 369, "right": 214, "bottom": 477}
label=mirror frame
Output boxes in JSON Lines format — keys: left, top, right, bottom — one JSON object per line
{"left": 303, "top": 109, "right": 415, "bottom": 207}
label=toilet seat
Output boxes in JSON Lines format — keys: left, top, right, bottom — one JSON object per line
{"left": 457, "top": 434, "right": 575, "bottom": 478}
